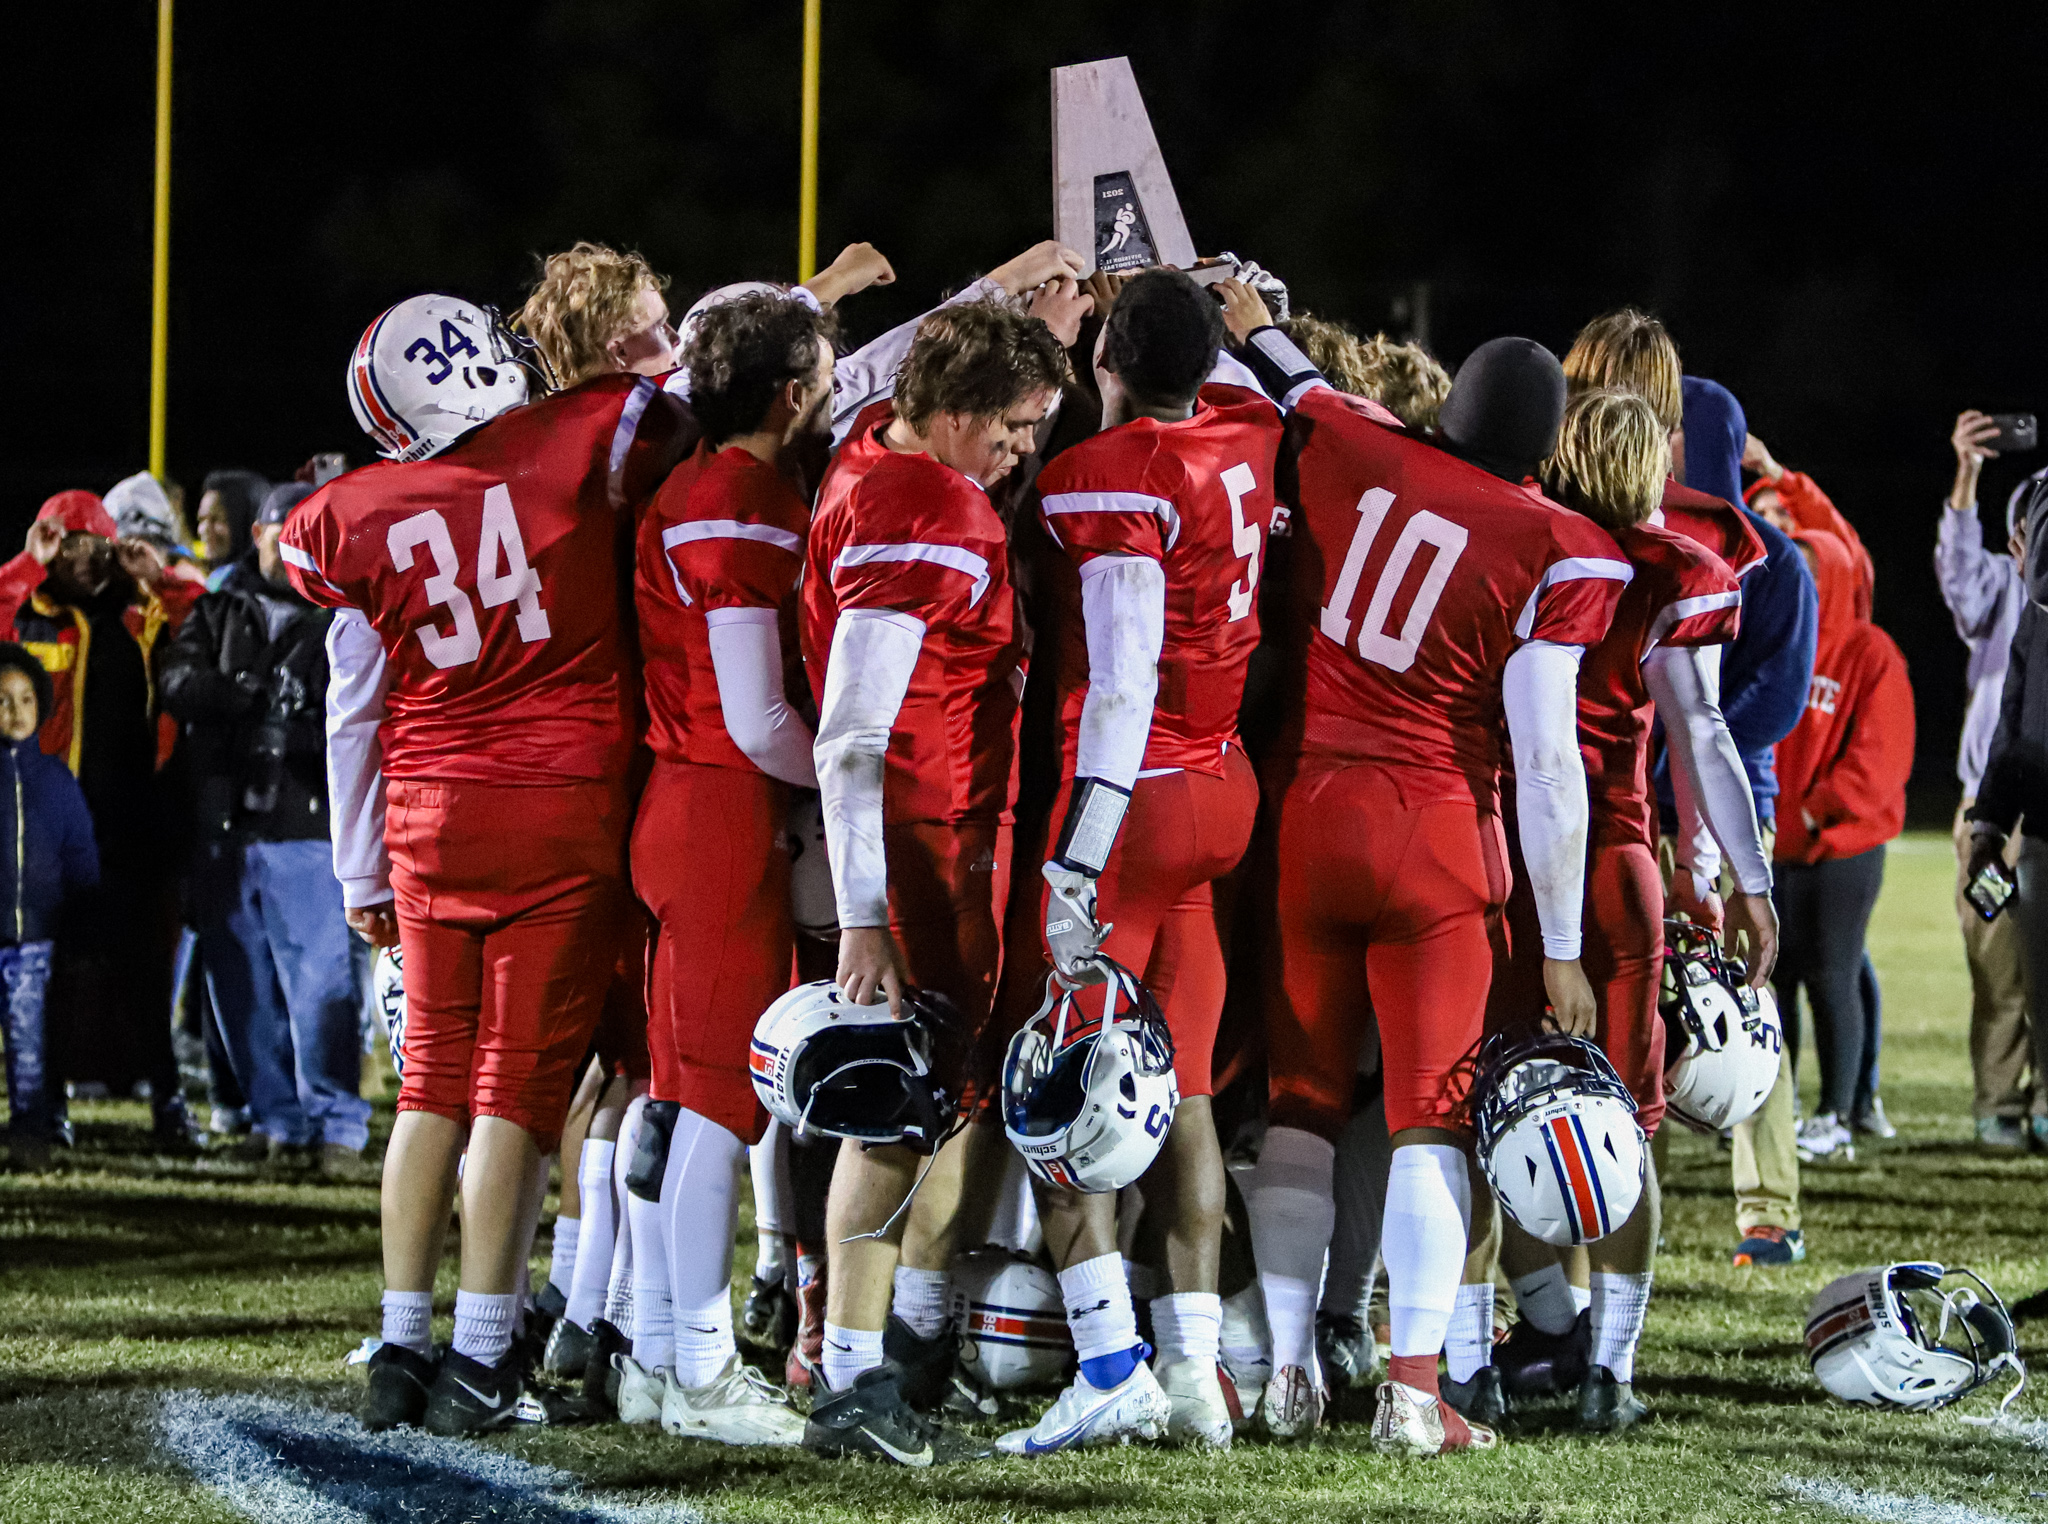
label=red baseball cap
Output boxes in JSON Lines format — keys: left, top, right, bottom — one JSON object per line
{"left": 37, "top": 491, "right": 119, "bottom": 540}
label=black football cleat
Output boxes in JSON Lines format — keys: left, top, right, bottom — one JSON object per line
{"left": 1316, "top": 1312, "right": 1378, "bottom": 1390}
{"left": 423, "top": 1348, "right": 524, "bottom": 1435}
{"left": 803, "top": 1367, "right": 986, "bottom": 1465}
{"left": 578, "top": 1319, "right": 631, "bottom": 1417}
{"left": 1440, "top": 1364, "right": 1510, "bottom": 1425}
{"left": 742, "top": 1274, "right": 799, "bottom": 1349}
{"left": 544, "top": 1316, "right": 597, "bottom": 1380}
{"left": 361, "top": 1342, "right": 438, "bottom": 1432}
{"left": 1494, "top": 1308, "right": 1590, "bottom": 1400}
{"left": 882, "top": 1314, "right": 960, "bottom": 1412}
{"left": 1576, "top": 1366, "right": 1648, "bottom": 1433}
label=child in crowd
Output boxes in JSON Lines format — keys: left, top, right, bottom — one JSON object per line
{"left": 0, "top": 642, "right": 100, "bottom": 1170}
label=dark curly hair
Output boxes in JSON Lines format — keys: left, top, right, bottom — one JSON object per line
{"left": 892, "top": 300, "right": 1070, "bottom": 433}
{"left": 1100, "top": 268, "right": 1224, "bottom": 411}
{"left": 684, "top": 291, "right": 839, "bottom": 446}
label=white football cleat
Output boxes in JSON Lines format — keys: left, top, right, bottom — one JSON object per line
{"left": 1154, "top": 1358, "right": 1233, "bottom": 1449}
{"left": 1258, "top": 1364, "right": 1324, "bottom": 1439}
{"left": 661, "top": 1353, "right": 805, "bottom": 1446}
{"left": 1371, "top": 1380, "right": 1499, "bottom": 1457}
{"left": 612, "top": 1353, "right": 669, "bottom": 1426}
{"left": 996, "top": 1359, "right": 1172, "bottom": 1455}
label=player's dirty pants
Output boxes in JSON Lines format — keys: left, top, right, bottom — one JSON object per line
{"left": 1267, "top": 765, "right": 1508, "bottom": 1140}
{"left": 632, "top": 759, "right": 789, "bottom": 1144}
{"left": 386, "top": 778, "right": 627, "bottom": 1154}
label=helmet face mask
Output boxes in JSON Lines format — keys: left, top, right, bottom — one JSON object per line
{"left": 750, "top": 980, "right": 970, "bottom": 1153}
{"left": 1807, "top": 1262, "right": 2026, "bottom": 1412}
{"left": 1661, "top": 919, "right": 1783, "bottom": 1131}
{"left": 1472, "top": 1028, "right": 1646, "bottom": 1247}
{"left": 1002, "top": 963, "right": 1178, "bottom": 1194}
{"left": 348, "top": 295, "right": 537, "bottom": 463}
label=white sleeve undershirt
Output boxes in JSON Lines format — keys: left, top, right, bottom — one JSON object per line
{"left": 1073, "top": 555, "right": 1166, "bottom": 789}
{"left": 814, "top": 609, "right": 925, "bottom": 927}
{"left": 1502, "top": 639, "right": 1590, "bottom": 960}
{"left": 322, "top": 608, "right": 393, "bottom": 910}
{"left": 706, "top": 607, "right": 818, "bottom": 788}
{"left": 1643, "top": 643, "right": 1772, "bottom": 896}
{"left": 829, "top": 277, "right": 1005, "bottom": 445}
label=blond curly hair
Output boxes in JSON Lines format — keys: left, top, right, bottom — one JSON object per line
{"left": 518, "top": 241, "right": 668, "bottom": 389}
{"left": 1279, "top": 315, "right": 1450, "bottom": 431}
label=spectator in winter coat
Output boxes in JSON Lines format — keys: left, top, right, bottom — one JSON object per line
{"left": 160, "top": 482, "right": 371, "bottom": 1173}
{"left": 0, "top": 491, "right": 201, "bottom": 1143}
{"left": 1772, "top": 528, "right": 1915, "bottom": 1162}
{"left": 0, "top": 642, "right": 99, "bottom": 1171}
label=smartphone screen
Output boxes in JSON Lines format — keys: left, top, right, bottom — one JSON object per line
{"left": 1968, "top": 860, "right": 2016, "bottom": 921}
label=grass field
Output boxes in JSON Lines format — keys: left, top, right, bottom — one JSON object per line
{"left": 7, "top": 830, "right": 2048, "bottom": 1523}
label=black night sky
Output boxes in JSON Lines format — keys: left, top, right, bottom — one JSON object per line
{"left": 10, "top": 1, "right": 2047, "bottom": 813}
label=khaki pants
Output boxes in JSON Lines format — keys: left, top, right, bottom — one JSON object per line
{"left": 1956, "top": 803, "right": 2038, "bottom": 1118}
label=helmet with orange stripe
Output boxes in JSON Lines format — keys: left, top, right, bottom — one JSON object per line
{"left": 346, "top": 295, "right": 534, "bottom": 463}
{"left": 1471, "top": 1028, "right": 1646, "bottom": 1247}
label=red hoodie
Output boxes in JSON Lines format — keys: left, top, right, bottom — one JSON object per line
{"left": 1771, "top": 528, "right": 1914, "bottom": 863}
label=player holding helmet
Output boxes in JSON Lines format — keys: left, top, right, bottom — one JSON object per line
{"left": 1233, "top": 327, "right": 1628, "bottom": 1456}
{"left": 284, "top": 293, "right": 695, "bottom": 1435}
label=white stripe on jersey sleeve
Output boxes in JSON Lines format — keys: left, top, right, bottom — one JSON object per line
{"left": 1040, "top": 491, "right": 1180, "bottom": 553}
{"left": 1641, "top": 588, "right": 1743, "bottom": 659}
{"left": 835, "top": 541, "right": 991, "bottom": 608}
{"left": 606, "top": 376, "right": 658, "bottom": 510}
{"left": 278, "top": 541, "right": 346, "bottom": 599}
{"left": 1512, "top": 555, "right": 1635, "bottom": 640}
{"left": 659, "top": 520, "right": 806, "bottom": 607}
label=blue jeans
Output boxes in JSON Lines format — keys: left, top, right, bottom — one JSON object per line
{"left": 2, "top": 941, "right": 55, "bottom": 1140}
{"left": 196, "top": 839, "right": 371, "bottom": 1150}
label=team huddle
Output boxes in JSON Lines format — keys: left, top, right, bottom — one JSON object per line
{"left": 290, "top": 233, "right": 1789, "bottom": 1464}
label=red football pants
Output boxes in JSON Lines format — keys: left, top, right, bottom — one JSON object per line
{"left": 1489, "top": 834, "right": 1668, "bottom": 1135}
{"left": 1267, "top": 765, "right": 1510, "bottom": 1139}
{"left": 632, "top": 760, "right": 791, "bottom": 1143}
{"left": 881, "top": 819, "right": 1012, "bottom": 1109}
{"left": 386, "top": 778, "right": 628, "bottom": 1153}
{"left": 1039, "top": 749, "right": 1259, "bottom": 1098}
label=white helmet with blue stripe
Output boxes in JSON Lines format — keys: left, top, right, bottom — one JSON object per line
{"left": 347, "top": 294, "right": 532, "bottom": 463}
{"left": 1472, "top": 1029, "right": 1645, "bottom": 1247}
{"left": 952, "top": 1248, "right": 1073, "bottom": 1391}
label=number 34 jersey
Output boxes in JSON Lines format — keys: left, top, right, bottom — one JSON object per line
{"left": 1034, "top": 383, "right": 1285, "bottom": 777}
{"left": 1275, "top": 387, "right": 1630, "bottom": 805}
{"left": 281, "top": 373, "right": 695, "bottom": 784}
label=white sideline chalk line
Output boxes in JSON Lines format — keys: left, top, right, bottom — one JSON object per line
{"left": 158, "top": 1389, "right": 696, "bottom": 1524}
{"left": 1784, "top": 1475, "right": 2026, "bottom": 1524}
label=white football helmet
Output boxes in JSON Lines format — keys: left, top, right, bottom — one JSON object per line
{"left": 680, "top": 280, "right": 786, "bottom": 347}
{"left": 786, "top": 791, "right": 837, "bottom": 941}
{"left": 1807, "top": 1262, "right": 2024, "bottom": 1412}
{"left": 1473, "top": 1029, "right": 1646, "bottom": 1246}
{"left": 951, "top": 1247, "right": 1073, "bottom": 1391}
{"left": 1002, "top": 963, "right": 1178, "bottom": 1193}
{"left": 371, "top": 945, "right": 406, "bottom": 1076}
{"left": 1661, "top": 920, "right": 1784, "bottom": 1131}
{"left": 347, "top": 295, "right": 532, "bottom": 462}
{"left": 749, "top": 980, "right": 970, "bottom": 1151}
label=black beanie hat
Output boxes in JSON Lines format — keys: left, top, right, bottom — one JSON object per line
{"left": 0, "top": 642, "right": 54, "bottom": 730}
{"left": 1438, "top": 337, "right": 1567, "bottom": 480}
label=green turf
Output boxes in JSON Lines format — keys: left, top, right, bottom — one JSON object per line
{"left": 6, "top": 830, "right": 2048, "bottom": 1522}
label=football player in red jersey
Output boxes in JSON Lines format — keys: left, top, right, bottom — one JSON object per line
{"left": 799, "top": 298, "right": 1077, "bottom": 1463}
{"left": 614, "top": 291, "right": 837, "bottom": 1444}
{"left": 282, "top": 294, "right": 695, "bottom": 1435}
{"left": 995, "top": 269, "right": 1285, "bottom": 1454}
{"left": 1458, "top": 390, "right": 1777, "bottom": 1433}
{"left": 1231, "top": 328, "right": 1629, "bottom": 1456}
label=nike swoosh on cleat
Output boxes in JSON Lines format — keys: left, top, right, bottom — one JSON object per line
{"left": 452, "top": 1377, "right": 508, "bottom": 1410}
{"left": 859, "top": 1424, "right": 932, "bottom": 1466}
{"left": 1023, "top": 1390, "right": 1122, "bottom": 1453}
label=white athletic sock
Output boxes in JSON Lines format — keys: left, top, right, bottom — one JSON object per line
{"left": 675, "top": 1287, "right": 737, "bottom": 1389}
{"left": 381, "top": 1289, "right": 433, "bottom": 1353}
{"left": 564, "top": 1140, "right": 617, "bottom": 1330}
{"left": 662, "top": 1107, "right": 745, "bottom": 1380}
{"left": 451, "top": 1290, "right": 519, "bottom": 1367}
{"left": 1571, "top": 1282, "right": 1594, "bottom": 1316}
{"left": 1058, "top": 1251, "right": 1139, "bottom": 1364}
{"left": 1220, "top": 1282, "right": 1273, "bottom": 1375}
{"left": 1446, "top": 1282, "right": 1494, "bottom": 1383}
{"left": 628, "top": 1186, "right": 673, "bottom": 1369}
{"left": 756, "top": 1230, "right": 789, "bottom": 1287}
{"left": 1244, "top": 1126, "right": 1336, "bottom": 1373}
{"left": 1510, "top": 1263, "right": 1579, "bottom": 1336}
{"left": 1590, "top": 1271, "right": 1653, "bottom": 1383}
{"left": 892, "top": 1266, "right": 952, "bottom": 1340}
{"left": 1152, "top": 1291, "right": 1222, "bottom": 1366}
{"left": 1381, "top": 1143, "right": 1470, "bottom": 1360}
{"left": 547, "top": 1215, "right": 580, "bottom": 1296}
{"left": 604, "top": 1102, "right": 644, "bottom": 1335}
{"left": 823, "top": 1321, "right": 885, "bottom": 1391}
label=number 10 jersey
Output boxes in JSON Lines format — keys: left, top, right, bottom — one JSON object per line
{"left": 281, "top": 373, "right": 694, "bottom": 784}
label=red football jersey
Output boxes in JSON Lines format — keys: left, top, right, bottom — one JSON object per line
{"left": 637, "top": 443, "right": 810, "bottom": 771}
{"left": 282, "top": 374, "right": 693, "bottom": 784}
{"left": 1034, "top": 384, "right": 1286, "bottom": 776}
{"left": 1573, "top": 520, "right": 1742, "bottom": 849}
{"left": 803, "top": 430, "right": 1022, "bottom": 826}
{"left": 1275, "top": 387, "right": 1629, "bottom": 805}
{"left": 1657, "top": 479, "right": 1767, "bottom": 578}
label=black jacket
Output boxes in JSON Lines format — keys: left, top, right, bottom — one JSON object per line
{"left": 1, "top": 734, "right": 100, "bottom": 943}
{"left": 159, "top": 555, "right": 333, "bottom": 842}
